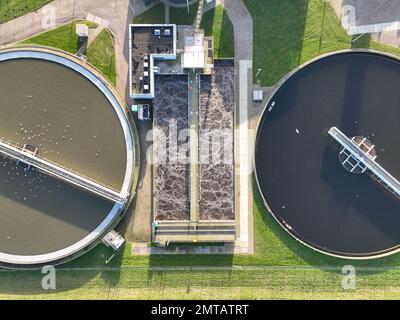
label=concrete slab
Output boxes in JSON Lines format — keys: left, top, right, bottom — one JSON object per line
{"left": 341, "top": 0, "right": 400, "bottom": 26}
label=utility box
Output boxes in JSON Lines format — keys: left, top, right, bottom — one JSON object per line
{"left": 102, "top": 230, "right": 125, "bottom": 251}
{"left": 138, "top": 104, "right": 152, "bottom": 121}
{"left": 253, "top": 90, "right": 263, "bottom": 102}
{"left": 76, "top": 24, "right": 89, "bottom": 55}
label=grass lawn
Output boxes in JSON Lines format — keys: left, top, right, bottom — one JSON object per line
{"left": 244, "top": 0, "right": 400, "bottom": 86}
{"left": 86, "top": 29, "right": 116, "bottom": 84}
{"left": 132, "top": 2, "right": 165, "bottom": 24}
{"left": 169, "top": 1, "right": 199, "bottom": 25}
{"left": 0, "top": 0, "right": 51, "bottom": 23}
{"left": 21, "top": 20, "right": 98, "bottom": 54}
{"left": 21, "top": 20, "right": 117, "bottom": 85}
{"left": 201, "top": 5, "right": 234, "bottom": 58}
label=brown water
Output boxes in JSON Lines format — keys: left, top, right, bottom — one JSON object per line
{"left": 0, "top": 58, "right": 128, "bottom": 256}
{"left": 199, "top": 60, "right": 234, "bottom": 220}
{"left": 0, "top": 156, "right": 113, "bottom": 255}
{"left": 0, "top": 59, "right": 127, "bottom": 190}
{"left": 153, "top": 75, "right": 190, "bottom": 220}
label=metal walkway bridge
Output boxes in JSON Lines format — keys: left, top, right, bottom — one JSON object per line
{"left": 0, "top": 138, "right": 129, "bottom": 204}
{"left": 329, "top": 127, "right": 400, "bottom": 199}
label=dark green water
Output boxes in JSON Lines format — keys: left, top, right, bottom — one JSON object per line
{"left": 256, "top": 52, "right": 400, "bottom": 257}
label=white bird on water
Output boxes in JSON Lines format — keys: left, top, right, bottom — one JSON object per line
{"left": 296, "top": 128, "right": 300, "bottom": 134}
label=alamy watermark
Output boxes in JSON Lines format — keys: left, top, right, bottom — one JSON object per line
{"left": 146, "top": 120, "right": 255, "bottom": 173}
{"left": 342, "top": 265, "right": 356, "bottom": 290}
{"left": 41, "top": 265, "right": 56, "bottom": 290}
{"left": 41, "top": 5, "right": 57, "bottom": 31}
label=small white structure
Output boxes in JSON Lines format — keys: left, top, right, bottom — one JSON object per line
{"left": 341, "top": 5, "right": 400, "bottom": 35}
{"left": 182, "top": 29, "right": 205, "bottom": 69}
{"left": 102, "top": 230, "right": 125, "bottom": 251}
{"left": 138, "top": 104, "right": 151, "bottom": 121}
{"left": 75, "top": 24, "right": 89, "bottom": 37}
{"left": 253, "top": 90, "right": 263, "bottom": 102}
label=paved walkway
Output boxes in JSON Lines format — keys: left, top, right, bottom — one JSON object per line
{"left": 330, "top": 0, "right": 400, "bottom": 48}
{"left": 220, "top": 0, "right": 253, "bottom": 60}
{"left": 87, "top": 25, "right": 104, "bottom": 47}
{"left": 221, "top": 0, "right": 254, "bottom": 254}
{"left": 189, "top": 73, "right": 200, "bottom": 222}
{"left": 0, "top": 0, "right": 135, "bottom": 97}
{"left": 163, "top": 0, "right": 198, "bottom": 8}
{"left": 165, "top": 2, "right": 170, "bottom": 24}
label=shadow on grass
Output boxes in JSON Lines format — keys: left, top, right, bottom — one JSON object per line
{"left": 132, "top": 2, "right": 166, "bottom": 24}
{"left": 351, "top": 33, "right": 372, "bottom": 49}
{"left": 201, "top": 5, "right": 234, "bottom": 58}
{"left": 0, "top": 243, "right": 124, "bottom": 296}
{"left": 146, "top": 251, "right": 234, "bottom": 293}
{"left": 253, "top": 175, "right": 400, "bottom": 275}
{"left": 244, "top": 0, "right": 310, "bottom": 85}
{"left": 169, "top": 1, "right": 199, "bottom": 25}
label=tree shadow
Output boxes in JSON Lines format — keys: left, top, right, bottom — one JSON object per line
{"left": 351, "top": 33, "right": 372, "bottom": 49}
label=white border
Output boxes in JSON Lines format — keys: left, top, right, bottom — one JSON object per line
{"left": 0, "top": 49, "right": 134, "bottom": 265}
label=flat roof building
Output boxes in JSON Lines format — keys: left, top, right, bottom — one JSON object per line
{"left": 129, "top": 24, "right": 177, "bottom": 99}
{"left": 130, "top": 23, "right": 236, "bottom": 245}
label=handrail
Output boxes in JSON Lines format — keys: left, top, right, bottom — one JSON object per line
{"left": 329, "top": 127, "right": 400, "bottom": 197}
{"left": 0, "top": 137, "right": 128, "bottom": 203}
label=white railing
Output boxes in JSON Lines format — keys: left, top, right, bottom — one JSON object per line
{"left": 329, "top": 127, "right": 400, "bottom": 198}
{"left": 0, "top": 138, "right": 128, "bottom": 204}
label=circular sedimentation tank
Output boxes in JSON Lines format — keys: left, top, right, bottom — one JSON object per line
{"left": 0, "top": 47, "right": 137, "bottom": 267}
{"left": 255, "top": 50, "right": 400, "bottom": 259}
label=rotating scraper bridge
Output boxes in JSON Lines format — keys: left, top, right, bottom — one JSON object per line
{"left": 0, "top": 137, "right": 129, "bottom": 204}
{"left": 329, "top": 127, "right": 400, "bottom": 200}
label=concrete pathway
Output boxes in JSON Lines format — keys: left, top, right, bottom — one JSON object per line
{"left": 220, "top": 0, "right": 254, "bottom": 254}
{"left": 165, "top": 2, "right": 170, "bottom": 24}
{"left": 330, "top": 0, "right": 400, "bottom": 48}
{"left": 221, "top": 0, "right": 253, "bottom": 60}
{"left": 87, "top": 25, "right": 104, "bottom": 47}
{"left": 189, "top": 73, "right": 200, "bottom": 222}
{"left": 0, "top": 0, "right": 134, "bottom": 98}
{"left": 372, "top": 31, "right": 400, "bottom": 47}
